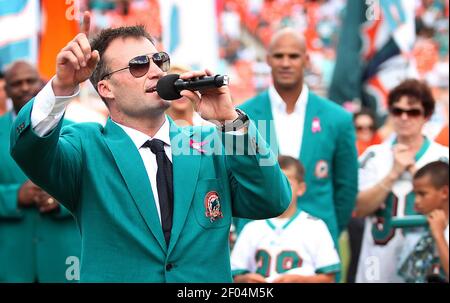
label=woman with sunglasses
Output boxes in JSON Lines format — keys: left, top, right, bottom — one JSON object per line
{"left": 9, "top": 12, "right": 291, "bottom": 282}
{"left": 353, "top": 109, "right": 382, "bottom": 157}
{"left": 346, "top": 109, "right": 383, "bottom": 283}
{"left": 354, "top": 79, "right": 449, "bottom": 283}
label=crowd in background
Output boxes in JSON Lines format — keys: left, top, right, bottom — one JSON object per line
{"left": 0, "top": 0, "right": 449, "bottom": 283}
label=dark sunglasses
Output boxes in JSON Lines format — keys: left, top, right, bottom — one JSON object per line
{"left": 356, "top": 125, "right": 374, "bottom": 131}
{"left": 101, "top": 52, "right": 170, "bottom": 80}
{"left": 390, "top": 107, "right": 424, "bottom": 118}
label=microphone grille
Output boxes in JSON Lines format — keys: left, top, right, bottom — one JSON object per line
{"left": 156, "top": 74, "right": 182, "bottom": 100}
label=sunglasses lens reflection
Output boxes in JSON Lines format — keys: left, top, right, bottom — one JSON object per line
{"left": 129, "top": 56, "right": 150, "bottom": 77}
{"left": 129, "top": 52, "right": 170, "bottom": 77}
{"left": 153, "top": 52, "right": 170, "bottom": 72}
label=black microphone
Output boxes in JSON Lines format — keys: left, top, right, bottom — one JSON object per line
{"left": 156, "top": 74, "right": 229, "bottom": 100}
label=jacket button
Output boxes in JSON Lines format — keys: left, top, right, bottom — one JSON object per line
{"left": 166, "top": 264, "right": 173, "bottom": 271}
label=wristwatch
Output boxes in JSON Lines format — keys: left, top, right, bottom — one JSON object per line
{"left": 219, "top": 108, "right": 250, "bottom": 132}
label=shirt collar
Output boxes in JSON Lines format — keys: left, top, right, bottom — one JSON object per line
{"left": 268, "top": 84, "right": 309, "bottom": 114}
{"left": 113, "top": 115, "right": 171, "bottom": 150}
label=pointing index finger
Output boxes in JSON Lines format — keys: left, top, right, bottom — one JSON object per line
{"left": 81, "top": 11, "right": 91, "bottom": 37}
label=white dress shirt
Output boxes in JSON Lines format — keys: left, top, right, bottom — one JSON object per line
{"left": 268, "top": 84, "right": 309, "bottom": 158}
{"left": 115, "top": 119, "right": 171, "bottom": 223}
{"left": 30, "top": 79, "right": 173, "bottom": 223}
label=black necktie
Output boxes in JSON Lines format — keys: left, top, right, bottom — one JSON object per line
{"left": 143, "top": 139, "right": 173, "bottom": 246}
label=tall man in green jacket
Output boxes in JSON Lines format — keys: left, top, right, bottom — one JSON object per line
{"left": 0, "top": 61, "right": 80, "bottom": 282}
{"left": 10, "top": 13, "right": 291, "bottom": 282}
{"left": 238, "top": 28, "right": 358, "bottom": 245}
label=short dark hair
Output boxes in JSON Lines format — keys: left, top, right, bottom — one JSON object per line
{"left": 353, "top": 108, "right": 377, "bottom": 129}
{"left": 388, "top": 79, "right": 435, "bottom": 118}
{"left": 278, "top": 155, "right": 305, "bottom": 183}
{"left": 0, "top": 70, "right": 4, "bottom": 79}
{"left": 414, "top": 161, "right": 449, "bottom": 189}
{"left": 89, "top": 25, "right": 155, "bottom": 100}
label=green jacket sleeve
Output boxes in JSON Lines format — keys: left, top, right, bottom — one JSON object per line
{"left": 333, "top": 113, "right": 358, "bottom": 234}
{"left": 222, "top": 120, "right": 291, "bottom": 220}
{"left": 10, "top": 100, "right": 83, "bottom": 213}
{"left": 0, "top": 183, "right": 23, "bottom": 218}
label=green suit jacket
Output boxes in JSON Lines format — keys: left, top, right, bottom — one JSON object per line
{"left": 238, "top": 90, "right": 358, "bottom": 243}
{"left": 0, "top": 112, "right": 81, "bottom": 282}
{"left": 10, "top": 100, "right": 291, "bottom": 282}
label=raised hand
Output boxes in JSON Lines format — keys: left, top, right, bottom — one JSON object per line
{"left": 428, "top": 209, "right": 448, "bottom": 238}
{"left": 53, "top": 11, "right": 100, "bottom": 96}
{"left": 391, "top": 143, "right": 415, "bottom": 178}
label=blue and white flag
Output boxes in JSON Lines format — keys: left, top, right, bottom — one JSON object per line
{"left": 159, "top": 0, "right": 219, "bottom": 71}
{"left": 0, "top": 0, "right": 40, "bottom": 71}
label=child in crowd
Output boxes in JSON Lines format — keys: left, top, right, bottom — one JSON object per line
{"left": 231, "top": 156, "right": 340, "bottom": 283}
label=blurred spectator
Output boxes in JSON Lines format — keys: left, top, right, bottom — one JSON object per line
{"left": 221, "top": 2, "right": 241, "bottom": 40}
{"left": 252, "top": 59, "right": 272, "bottom": 94}
{"left": 4, "top": 61, "right": 41, "bottom": 115}
{"left": 424, "top": 57, "right": 449, "bottom": 144}
{"left": 0, "top": 61, "right": 80, "bottom": 282}
{"left": 89, "top": 0, "right": 162, "bottom": 43}
{"left": 414, "top": 0, "right": 449, "bottom": 78}
{"left": 355, "top": 79, "right": 449, "bottom": 283}
{"left": 354, "top": 109, "right": 382, "bottom": 156}
{"left": 237, "top": 28, "right": 358, "bottom": 252}
{"left": 398, "top": 161, "right": 449, "bottom": 283}
{"left": 416, "top": 0, "right": 447, "bottom": 31}
{"left": 248, "top": 0, "right": 264, "bottom": 17}
{"left": 413, "top": 33, "right": 440, "bottom": 77}
{"left": 346, "top": 108, "right": 381, "bottom": 283}
{"left": 231, "top": 156, "right": 341, "bottom": 283}
{"left": 217, "top": 0, "right": 348, "bottom": 105}
{"left": 289, "top": 4, "right": 308, "bottom": 33}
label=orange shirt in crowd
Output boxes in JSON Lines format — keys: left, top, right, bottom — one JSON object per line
{"left": 435, "top": 125, "right": 449, "bottom": 147}
{"left": 356, "top": 132, "right": 382, "bottom": 156}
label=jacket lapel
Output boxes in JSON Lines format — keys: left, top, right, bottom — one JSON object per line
{"left": 167, "top": 119, "right": 201, "bottom": 254}
{"left": 103, "top": 119, "right": 167, "bottom": 252}
{"left": 299, "top": 92, "right": 322, "bottom": 166}
{"left": 251, "top": 92, "right": 279, "bottom": 155}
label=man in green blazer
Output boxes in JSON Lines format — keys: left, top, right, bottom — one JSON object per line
{"left": 0, "top": 61, "right": 80, "bottom": 282}
{"left": 10, "top": 13, "right": 290, "bottom": 282}
{"left": 238, "top": 28, "right": 358, "bottom": 245}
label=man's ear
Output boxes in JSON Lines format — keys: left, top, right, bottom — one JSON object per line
{"left": 297, "top": 182, "right": 306, "bottom": 197}
{"left": 266, "top": 53, "right": 273, "bottom": 68}
{"left": 4, "top": 82, "right": 11, "bottom": 97}
{"left": 304, "top": 53, "right": 312, "bottom": 70}
{"left": 441, "top": 185, "right": 449, "bottom": 201}
{"left": 97, "top": 80, "right": 114, "bottom": 100}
